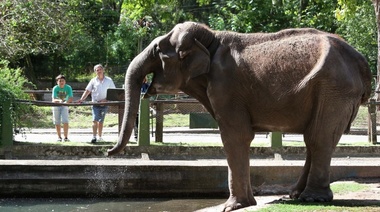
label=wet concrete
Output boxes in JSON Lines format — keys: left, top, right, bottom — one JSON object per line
{"left": 0, "top": 197, "right": 226, "bottom": 212}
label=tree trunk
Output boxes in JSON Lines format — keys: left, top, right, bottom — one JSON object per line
{"left": 299, "top": 0, "right": 309, "bottom": 23}
{"left": 23, "top": 55, "right": 39, "bottom": 87}
{"left": 373, "top": 0, "right": 380, "bottom": 84}
{"left": 51, "top": 54, "right": 60, "bottom": 87}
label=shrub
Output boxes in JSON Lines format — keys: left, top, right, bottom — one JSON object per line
{"left": 0, "top": 60, "right": 35, "bottom": 130}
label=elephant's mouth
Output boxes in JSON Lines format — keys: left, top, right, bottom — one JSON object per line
{"left": 145, "top": 80, "right": 181, "bottom": 96}
{"left": 144, "top": 82, "right": 156, "bottom": 97}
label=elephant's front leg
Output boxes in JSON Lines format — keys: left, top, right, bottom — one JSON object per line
{"left": 290, "top": 147, "right": 311, "bottom": 199}
{"left": 221, "top": 129, "right": 256, "bottom": 211}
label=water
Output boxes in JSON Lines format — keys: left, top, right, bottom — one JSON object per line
{"left": 0, "top": 198, "right": 225, "bottom": 212}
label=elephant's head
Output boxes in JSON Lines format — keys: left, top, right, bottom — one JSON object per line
{"left": 107, "top": 22, "right": 215, "bottom": 155}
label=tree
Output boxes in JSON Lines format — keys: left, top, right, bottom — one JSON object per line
{"left": 372, "top": 0, "right": 380, "bottom": 84}
{"left": 0, "top": 0, "right": 77, "bottom": 84}
{"left": 335, "top": 0, "right": 377, "bottom": 82}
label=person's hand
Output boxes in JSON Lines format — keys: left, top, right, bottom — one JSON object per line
{"left": 76, "top": 99, "right": 83, "bottom": 104}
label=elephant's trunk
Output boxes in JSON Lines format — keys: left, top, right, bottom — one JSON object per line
{"left": 107, "top": 55, "right": 149, "bottom": 156}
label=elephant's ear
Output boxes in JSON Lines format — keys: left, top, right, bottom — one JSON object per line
{"left": 182, "top": 39, "right": 210, "bottom": 79}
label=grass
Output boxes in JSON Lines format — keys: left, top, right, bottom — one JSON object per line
{"left": 330, "top": 181, "right": 370, "bottom": 195}
{"left": 21, "top": 104, "right": 371, "bottom": 129}
{"left": 351, "top": 106, "right": 370, "bottom": 128}
{"left": 256, "top": 182, "right": 376, "bottom": 212}
{"left": 21, "top": 107, "right": 188, "bottom": 129}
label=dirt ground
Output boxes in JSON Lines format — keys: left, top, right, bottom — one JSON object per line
{"left": 333, "top": 179, "right": 380, "bottom": 200}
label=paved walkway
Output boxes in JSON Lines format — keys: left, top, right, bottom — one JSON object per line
{"left": 14, "top": 127, "right": 374, "bottom": 145}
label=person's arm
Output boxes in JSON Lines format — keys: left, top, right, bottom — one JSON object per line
{"left": 77, "top": 80, "right": 93, "bottom": 103}
{"left": 66, "top": 85, "right": 74, "bottom": 103}
{"left": 52, "top": 87, "right": 63, "bottom": 103}
{"left": 78, "top": 90, "right": 91, "bottom": 103}
{"left": 52, "top": 97, "right": 63, "bottom": 103}
{"left": 66, "top": 96, "right": 73, "bottom": 103}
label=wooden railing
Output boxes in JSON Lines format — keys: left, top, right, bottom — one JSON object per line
{"left": 367, "top": 99, "right": 378, "bottom": 144}
{"left": 2, "top": 90, "right": 379, "bottom": 149}
{"left": 150, "top": 98, "right": 200, "bottom": 143}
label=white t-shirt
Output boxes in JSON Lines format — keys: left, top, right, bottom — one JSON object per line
{"left": 85, "top": 76, "right": 116, "bottom": 102}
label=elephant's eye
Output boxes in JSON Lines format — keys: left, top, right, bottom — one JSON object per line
{"left": 179, "top": 50, "right": 189, "bottom": 59}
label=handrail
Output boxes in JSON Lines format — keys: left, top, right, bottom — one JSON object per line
{"left": 24, "top": 90, "right": 85, "bottom": 94}
{"left": 15, "top": 99, "right": 124, "bottom": 106}
{"left": 17, "top": 99, "right": 200, "bottom": 106}
{"left": 151, "top": 99, "right": 199, "bottom": 104}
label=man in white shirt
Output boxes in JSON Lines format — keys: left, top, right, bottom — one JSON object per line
{"left": 78, "top": 64, "right": 116, "bottom": 143}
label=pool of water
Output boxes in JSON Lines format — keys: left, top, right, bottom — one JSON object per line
{"left": 0, "top": 198, "right": 225, "bottom": 212}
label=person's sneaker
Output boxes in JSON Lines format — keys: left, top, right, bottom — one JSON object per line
{"left": 57, "top": 137, "right": 62, "bottom": 142}
{"left": 91, "top": 137, "right": 97, "bottom": 143}
{"left": 97, "top": 137, "right": 104, "bottom": 142}
{"left": 64, "top": 138, "right": 70, "bottom": 142}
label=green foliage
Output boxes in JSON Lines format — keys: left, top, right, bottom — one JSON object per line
{"left": 335, "top": 1, "right": 377, "bottom": 76}
{"left": 0, "top": 0, "right": 377, "bottom": 86}
{"left": 0, "top": 0, "right": 76, "bottom": 61}
{"left": 0, "top": 60, "right": 34, "bottom": 128}
{"left": 208, "top": 0, "right": 290, "bottom": 32}
{"left": 294, "top": 0, "right": 339, "bottom": 32}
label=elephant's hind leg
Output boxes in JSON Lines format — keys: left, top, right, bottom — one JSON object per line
{"left": 296, "top": 106, "right": 350, "bottom": 202}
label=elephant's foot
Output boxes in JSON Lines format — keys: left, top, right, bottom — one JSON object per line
{"left": 223, "top": 196, "right": 257, "bottom": 212}
{"left": 298, "top": 187, "right": 333, "bottom": 202}
{"left": 289, "top": 183, "right": 305, "bottom": 199}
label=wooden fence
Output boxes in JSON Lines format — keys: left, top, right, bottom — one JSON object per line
{"left": 1, "top": 90, "right": 378, "bottom": 151}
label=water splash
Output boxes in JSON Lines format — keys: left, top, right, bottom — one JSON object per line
{"left": 84, "top": 165, "right": 128, "bottom": 197}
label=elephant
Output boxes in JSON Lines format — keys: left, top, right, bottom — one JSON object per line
{"left": 107, "top": 22, "right": 372, "bottom": 211}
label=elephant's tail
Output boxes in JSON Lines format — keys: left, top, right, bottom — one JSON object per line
{"left": 361, "top": 81, "right": 372, "bottom": 105}
{"left": 359, "top": 52, "right": 372, "bottom": 105}
{"left": 344, "top": 103, "right": 361, "bottom": 134}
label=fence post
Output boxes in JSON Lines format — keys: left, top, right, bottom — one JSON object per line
{"left": 155, "top": 102, "right": 163, "bottom": 143}
{"left": 368, "top": 99, "right": 377, "bottom": 144}
{"left": 1, "top": 100, "right": 13, "bottom": 158}
{"left": 138, "top": 98, "right": 150, "bottom": 146}
{"left": 269, "top": 132, "right": 282, "bottom": 148}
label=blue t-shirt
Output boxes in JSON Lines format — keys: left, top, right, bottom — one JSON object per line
{"left": 52, "top": 84, "right": 73, "bottom": 101}
{"left": 141, "top": 83, "right": 149, "bottom": 93}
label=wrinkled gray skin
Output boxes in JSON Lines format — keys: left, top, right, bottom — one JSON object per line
{"left": 108, "top": 22, "right": 372, "bottom": 211}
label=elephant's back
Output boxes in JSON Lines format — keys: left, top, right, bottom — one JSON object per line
{"left": 241, "top": 34, "right": 326, "bottom": 99}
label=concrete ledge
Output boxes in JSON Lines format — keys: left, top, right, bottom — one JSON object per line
{"left": 0, "top": 158, "right": 379, "bottom": 198}
{"left": 2, "top": 145, "right": 380, "bottom": 198}
{"left": 7, "top": 145, "right": 380, "bottom": 159}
